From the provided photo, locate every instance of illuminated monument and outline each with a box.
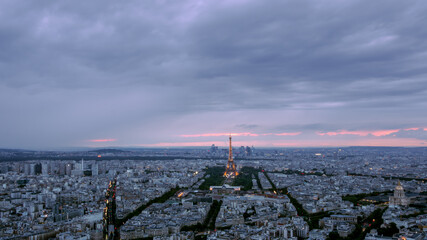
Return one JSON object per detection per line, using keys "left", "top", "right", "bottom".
{"left": 389, "top": 180, "right": 409, "bottom": 207}
{"left": 224, "top": 135, "right": 238, "bottom": 178}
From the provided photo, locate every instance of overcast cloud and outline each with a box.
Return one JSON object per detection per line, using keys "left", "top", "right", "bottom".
{"left": 1, "top": 0, "right": 427, "bottom": 148}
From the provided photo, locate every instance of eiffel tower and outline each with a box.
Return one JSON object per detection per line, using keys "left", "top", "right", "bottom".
{"left": 224, "top": 135, "right": 238, "bottom": 178}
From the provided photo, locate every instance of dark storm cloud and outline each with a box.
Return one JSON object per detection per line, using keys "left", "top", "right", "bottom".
{"left": 186, "top": 1, "right": 427, "bottom": 110}
{"left": 1, "top": 0, "right": 427, "bottom": 148}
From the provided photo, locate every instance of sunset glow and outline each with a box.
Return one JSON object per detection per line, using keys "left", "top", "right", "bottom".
{"left": 180, "top": 132, "right": 259, "bottom": 137}
{"left": 139, "top": 141, "right": 226, "bottom": 147}
{"left": 180, "top": 132, "right": 302, "bottom": 138}
{"left": 88, "top": 139, "right": 117, "bottom": 143}
{"left": 404, "top": 128, "right": 419, "bottom": 131}
{"left": 136, "top": 128, "right": 427, "bottom": 147}
{"left": 140, "top": 137, "right": 427, "bottom": 148}
{"left": 84, "top": 128, "right": 427, "bottom": 147}
{"left": 274, "top": 132, "right": 302, "bottom": 136}
{"left": 316, "top": 129, "right": 400, "bottom": 137}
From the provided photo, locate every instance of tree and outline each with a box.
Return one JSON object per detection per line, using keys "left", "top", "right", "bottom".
{"left": 378, "top": 222, "right": 399, "bottom": 237}
{"left": 327, "top": 231, "right": 340, "bottom": 240}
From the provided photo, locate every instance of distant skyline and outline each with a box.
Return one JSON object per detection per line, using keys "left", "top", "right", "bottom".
{"left": 1, "top": 0, "right": 427, "bottom": 149}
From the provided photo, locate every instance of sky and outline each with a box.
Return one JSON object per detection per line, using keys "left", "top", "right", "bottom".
{"left": 1, "top": 0, "right": 427, "bottom": 149}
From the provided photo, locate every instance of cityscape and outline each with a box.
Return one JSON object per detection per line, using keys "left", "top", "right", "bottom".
{"left": 0, "top": 139, "right": 426, "bottom": 239}
{"left": 1, "top": 0, "right": 427, "bottom": 239}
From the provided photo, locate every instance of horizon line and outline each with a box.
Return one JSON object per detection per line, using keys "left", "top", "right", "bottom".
{"left": 1, "top": 145, "right": 427, "bottom": 151}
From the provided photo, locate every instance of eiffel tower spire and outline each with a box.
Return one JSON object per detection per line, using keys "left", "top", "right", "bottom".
{"left": 228, "top": 135, "right": 233, "bottom": 162}
{"left": 224, "top": 134, "right": 238, "bottom": 178}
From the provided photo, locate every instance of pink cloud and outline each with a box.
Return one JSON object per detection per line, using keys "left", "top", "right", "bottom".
{"left": 370, "top": 129, "right": 400, "bottom": 136}
{"left": 274, "top": 132, "right": 302, "bottom": 136}
{"left": 316, "top": 129, "right": 399, "bottom": 137}
{"left": 262, "top": 132, "right": 302, "bottom": 136}
{"left": 138, "top": 137, "right": 427, "bottom": 148}
{"left": 139, "top": 141, "right": 266, "bottom": 147}
{"left": 140, "top": 141, "right": 225, "bottom": 147}
{"left": 273, "top": 138, "right": 426, "bottom": 147}
{"left": 180, "top": 132, "right": 259, "bottom": 137}
{"left": 88, "top": 138, "right": 117, "bottom": 142}
{"left": 404, "top": 128, "right": 419, "bottom": 131}
{"left": 180, "top": 132, "right": 302, "bottom": 138}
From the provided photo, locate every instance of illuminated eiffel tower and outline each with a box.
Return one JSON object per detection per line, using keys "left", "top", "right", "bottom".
{"left": 224, "top": 135, "right": 238, "bottom": 178}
